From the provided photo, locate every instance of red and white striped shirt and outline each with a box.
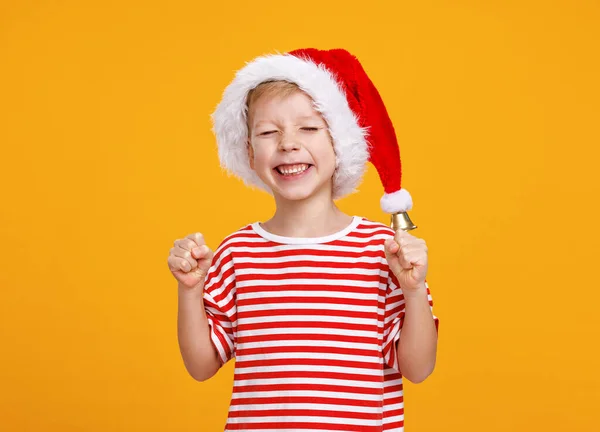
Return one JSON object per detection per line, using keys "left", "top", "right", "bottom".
{"left": 203, "top": 216, "right": 439, "bottom": 432}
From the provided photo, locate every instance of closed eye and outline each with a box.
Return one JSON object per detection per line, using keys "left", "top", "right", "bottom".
{"left": 259, "top": 130, "right": 277, "bottom": 136}
{"left": 301, "top": 127, "right": 320, "bottom": 132}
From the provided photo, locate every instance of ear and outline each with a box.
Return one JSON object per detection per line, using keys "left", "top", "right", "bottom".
{"left": 247, "top": 140, "right": 255, "bottom": 170}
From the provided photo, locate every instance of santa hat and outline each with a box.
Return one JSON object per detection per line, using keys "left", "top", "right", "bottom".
{"left": 211, "top": 48, "right": 413, "bottom": 214}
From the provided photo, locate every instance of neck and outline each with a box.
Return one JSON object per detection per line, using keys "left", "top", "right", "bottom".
{"left": 263, "top": 188, "right": 353, "bottom": 238}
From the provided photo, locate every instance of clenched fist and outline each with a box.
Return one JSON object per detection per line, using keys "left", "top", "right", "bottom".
{"left": 384, "top": 230, "right": 429, "bottom": 295}
{"left": 167, "top": 233, "right": 214, "bottom": 290}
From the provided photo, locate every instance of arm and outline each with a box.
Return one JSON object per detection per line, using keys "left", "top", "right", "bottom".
{"left": 177, "top": 282, "right": 221, "bottom": 382}
{"left": 396, "top": 283, "right": 438, "bottom": 383}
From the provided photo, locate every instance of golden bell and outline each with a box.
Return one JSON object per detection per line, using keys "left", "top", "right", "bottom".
{"left": 390, "top": 212, "right": 417, "bottom": 231}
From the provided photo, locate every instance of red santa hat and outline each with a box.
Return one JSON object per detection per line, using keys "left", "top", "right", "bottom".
{"left": 211, "top": 48, "right": 413, "bottom": 214}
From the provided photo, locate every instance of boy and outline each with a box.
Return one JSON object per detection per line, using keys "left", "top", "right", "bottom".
{"left": 168, "top": 48, "right": 439, "bottom": 431}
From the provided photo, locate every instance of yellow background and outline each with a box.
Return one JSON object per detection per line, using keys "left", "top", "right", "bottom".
{"left": 1, "top": 0, "right": 598, "bottom": 430}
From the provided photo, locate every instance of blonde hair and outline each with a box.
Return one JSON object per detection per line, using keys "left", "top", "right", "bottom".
{"left": 245, "top": 80, "right": 303, "bottom": 134}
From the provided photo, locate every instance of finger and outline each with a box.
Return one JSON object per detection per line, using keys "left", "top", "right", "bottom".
{"left": 393, "top": 228, "right": 412, "bottom": 240}
{"left": 168, "top": 255, "right": 194, "bottom": 273}
{"left": 186, "top": 232, "right": 206, "bottom": 249}
{"left": 167, "top": 255, "right": 180, "bottom": 272}
{"left": 172, "top": 245, "right": 197, "bottom": 269}
{"left": 394, "top": 231, "right": 415, "bottom": 249}
{"left": 409, "top": 253, "right": 427, "bottom": 267}
{"left": 191, "top": 244, "right": 211, "bottom": 260}
{"left": 175, "top": 237, "right": 197, "bottom": 251}
{"left": 175, "top": 237, "right": 208, "bottom": 260}
{"left": 201, "top": 246, "right": 214, "bottom": 262}
{"left": 385, "top": 238, "right": 400, "bottom": 254}
{"left": 187, "top": 233, "right": 209, "bottom": 258}
{"left": 384, "top": 239, "right": 402, "bottom": 274}
{"left": 397, "top": 249, "right": 414, "bottom": 270}
{"left": 397, "top": 245, "right": 421, "bottom": 256}
{"left": 401, "top": 250, "right": 427, "bottom": 269}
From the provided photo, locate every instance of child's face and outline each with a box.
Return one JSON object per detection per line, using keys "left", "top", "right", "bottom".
{"left": 247, "top": 90, "right": 337, "bottom": 203}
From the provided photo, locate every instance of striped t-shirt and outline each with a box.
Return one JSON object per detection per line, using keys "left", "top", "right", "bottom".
{"left": 202, "top": 216, "right": 439, "bottom": 432}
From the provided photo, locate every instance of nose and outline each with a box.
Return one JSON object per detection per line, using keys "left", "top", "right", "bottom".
{"left": 278, "top": 131, "right": 300, "bottom": 152}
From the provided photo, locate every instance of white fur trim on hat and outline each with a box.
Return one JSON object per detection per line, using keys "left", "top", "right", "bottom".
{"left": 380, "top": 188, "right": 413, "bottom": 213}
{"left": 211, "top": 53, "right": 369, "bottom": 200}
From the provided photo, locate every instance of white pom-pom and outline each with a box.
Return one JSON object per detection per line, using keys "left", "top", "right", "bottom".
{"left": 380, "top": 189, "right": 413, "bottom": 214}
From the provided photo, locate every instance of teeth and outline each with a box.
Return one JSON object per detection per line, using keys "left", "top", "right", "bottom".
{"left": 277, "top": 163, "right": 309, "bottom": 175}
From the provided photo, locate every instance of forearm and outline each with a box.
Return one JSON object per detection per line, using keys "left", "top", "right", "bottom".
{"left": 397, "top": 283, "right": 438, "bottom": 383}
{"left": 177, "top": 283, "right": 220, "bottom": 381}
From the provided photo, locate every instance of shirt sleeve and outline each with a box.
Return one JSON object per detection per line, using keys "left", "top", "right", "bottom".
{"left": 202, "top": 241, "right": 237, "bottom": 367}
{"left": 382, "top": 271, "right": 439, "bottom": 373}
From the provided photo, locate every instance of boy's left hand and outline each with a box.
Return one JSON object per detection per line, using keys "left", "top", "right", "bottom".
{"left": 384, "top": 230, "right": 428, "bottom": 295}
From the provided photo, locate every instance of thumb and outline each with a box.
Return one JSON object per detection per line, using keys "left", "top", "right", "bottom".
{"left": 198, "top": 246, "right": 214, "bottom": 270}
{"left": 191, "top": 245, "right": 214, "bottom": 277}
{"left": 384, "top": 238, "right": 403, "bottom": 277}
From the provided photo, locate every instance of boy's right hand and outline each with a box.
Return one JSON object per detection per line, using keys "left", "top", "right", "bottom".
{"left": 167, "top": 233, "right": 214, "bottom": 290}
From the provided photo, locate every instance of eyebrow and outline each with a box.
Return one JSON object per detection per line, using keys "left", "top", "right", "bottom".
{"left": 254, "top": 116, "right": 324, "bottom": 127}
{"left": 297, "top": 115, "right": 323, "bottom": 121}
{"left": 254, "top": 121, "right": 274, "bottom": 127}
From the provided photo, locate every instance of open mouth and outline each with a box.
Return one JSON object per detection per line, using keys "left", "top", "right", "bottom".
{"left": 274, "top": 163, "right": 313, "bottom": 176}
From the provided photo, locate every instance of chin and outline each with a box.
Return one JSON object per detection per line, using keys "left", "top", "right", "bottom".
{"left": 275, "top": 181, "right": 334, "bottom": 203}
{"left": 274, "top": 187, "right": 316, "bottom": 202}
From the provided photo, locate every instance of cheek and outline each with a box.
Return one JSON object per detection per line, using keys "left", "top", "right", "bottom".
{"left": 315, "top": 144, "right": 337, "bottom": 172}
{"left": 251, "top": 146, "right": 272, "bottom": 169}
